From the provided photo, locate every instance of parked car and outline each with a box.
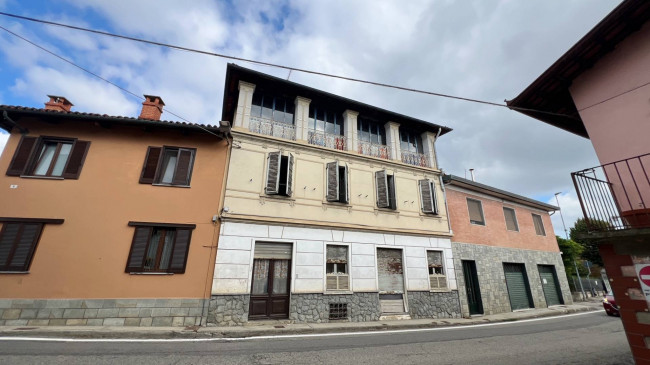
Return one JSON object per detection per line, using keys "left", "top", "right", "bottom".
{"left": 603, "top": 291, "right": 620, "bottom": 317}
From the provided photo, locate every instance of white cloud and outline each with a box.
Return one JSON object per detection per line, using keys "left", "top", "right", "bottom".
{"left": 0, "top": 132, "right": 8, "bottom": 158}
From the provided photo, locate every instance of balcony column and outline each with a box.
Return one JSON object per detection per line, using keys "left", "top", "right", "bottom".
{"left": 294, "top": 96, "right": 311, "bottom": 142}
{"left": 421, "top": 131, "right": 438, "bottom": 169}
{"left": 384, "top": 121, "right": 401, "bottom": 161}
{"left": 233, "top": 81, "right": 256, "bottom": 129}
{"left": 343, "top": 110, "right": 359, "bottom": 152}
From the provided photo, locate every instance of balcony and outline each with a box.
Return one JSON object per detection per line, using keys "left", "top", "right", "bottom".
{"left": 401, "top": 150, "right": 429, "bottom": 168}
{"left": 572, "top": 153, "right": 650, "bottom": 232}
{"left": 308, "top": 130, "right": 346, "bottom": 151}
{"left": 358, "top": 140, "right": 390, "bottom": 160}
{"left": 249, "top": 116, "right": 296, "bottom": 140}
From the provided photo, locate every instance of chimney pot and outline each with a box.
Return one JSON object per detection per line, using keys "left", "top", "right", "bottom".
{"left": 139, "top": 94, "right": 165, "bottom": 121}
{"left": 44, "top": 95, "right": 73, "bottom": 112}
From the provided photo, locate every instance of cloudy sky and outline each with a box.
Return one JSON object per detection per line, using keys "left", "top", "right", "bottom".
{"left": 0, "top": 0, "right": 618, "bottom": 236}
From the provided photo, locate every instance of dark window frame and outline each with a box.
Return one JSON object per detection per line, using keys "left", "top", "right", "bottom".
{"left": 308, "top": 105, "right": 343, "bottom": 136}
{"left": 125, "top": 222, "right": 196, "bottom": 274}
{"left": 467, "top": 198, "right": 485, "bottom": 226}
{"left": 251, "top": 92, "right": 295, "bottom": 125}
{"left": 399, "top": 129, "right": 424, "bottom": 154}
{"left": 532, "top": 214, "right": 546, "bottom": 236}
{"left": 6, "top": 135, "right": 90, "bottom": 179}
{"left": 357, "top": 117, "right": 386, "bottom": 145}
{"left": 139, "top": 145, "right": 196, "bottom": 187}
{"left": 503, "top": 207, "right": 519, "bottom": 232}
{"left": 0, "top": 218, "right": 64, "bottom": 273}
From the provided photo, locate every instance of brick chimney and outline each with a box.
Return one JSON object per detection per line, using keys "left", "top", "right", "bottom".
{"left": 139, "top": 95, "right": 165, "bottom": 120}
{"left": 44, "top": 95, "right": 73, "bottom": 112}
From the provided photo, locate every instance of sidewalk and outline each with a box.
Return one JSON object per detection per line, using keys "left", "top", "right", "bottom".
{"left": 0, "top": 299, "right": 604, "bottom": 340}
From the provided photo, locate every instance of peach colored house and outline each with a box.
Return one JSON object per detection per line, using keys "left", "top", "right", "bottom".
{"left": 443, "top": 175, "right": 571, "bottom": 317}
{"left": 508, "top": 1, "right": 650, "bottom": 362}
{"left": 0, "top": 96, "right": 230, "bottom": 326}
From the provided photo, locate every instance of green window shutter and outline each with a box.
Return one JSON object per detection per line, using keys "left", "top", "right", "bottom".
{"left": 6, "top": 136, "right": 38, "bottom": 176}
{"left": 62, "top": 140, "right": 91, "bottom": 179}
{"left": 139, "top": 147, "right": 162, "bottom": 184}
{"left": 375, "top": 170, "right": 389, "bottom": 208}
{"left": 265, "top": 151, "right": 281, "bottom": 195}
{"left": 326, "top": 161, "right": 339, "bottom": 202}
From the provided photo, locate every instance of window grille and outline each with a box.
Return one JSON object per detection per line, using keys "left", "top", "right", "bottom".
{"left": 329, "top": 303, "right": 348, "bottom": 320}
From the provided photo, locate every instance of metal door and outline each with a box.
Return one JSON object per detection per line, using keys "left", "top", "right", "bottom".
{"left": 377, "top": 248, "right": 405, "bottom": 313}
{"left": 503, "top": 263, "right": 533, "bottom": 310}
{"left": 538, "top": 265, "right": 563, "bottom": 306}
{"left": 462, "top": 260, "right": 483, "bottom": 315}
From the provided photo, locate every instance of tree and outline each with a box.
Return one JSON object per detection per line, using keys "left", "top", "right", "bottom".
{"left": 556, "top": 236, "right": 588, "bottom": 277}
{"left": 569, "top": 218, "right": 608, "bottom": 266}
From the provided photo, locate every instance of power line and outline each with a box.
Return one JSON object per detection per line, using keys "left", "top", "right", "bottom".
{"left": 0, "top": 11, "right": 581, "bottom": 120}
{"left": 0, "top": 24, "right": 221, "bottom": 138}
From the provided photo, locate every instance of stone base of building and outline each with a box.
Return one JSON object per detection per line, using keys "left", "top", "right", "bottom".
{"left": 207, "top": 294, "right": 250, "bottom": 326}
{"left": 289, "top": 292, "right": 381, "bottom": 323}
{"left": 0, "top": 298, "right": 207, "bottom": 327}
{"left": 407, "top": 290, "right": 461, "bottom": 319}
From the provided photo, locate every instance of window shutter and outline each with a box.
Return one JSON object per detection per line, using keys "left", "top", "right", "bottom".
{"left": 6, "top": 136, "right": 38, "bottom": 176}
{"left": 326, "top": 276, "right": 338, "bottom": 290}
{"left": 0, "top": 223, "right": 20, "bottom": 268}
{"left": 139, "top": 147, "right": 162, "bottom": 184}
{"left": 504, "top": 208, "right": 518, "bottom": 231}
{"left": 265, "top": 151, "right": 281, "bottom": 194}
{"left": 125, "top": 227, "right": 152, "bottom": 272}
{"left": 467, "top": 199, "right": 484, "bottom": 224}
{"left": 342, "top": 163, "right": 349, "bottom": 204}
{"left": 171, "top": 149, "right": 194, "bottom": 186}
{"left": 285, "top": 153, "right": 294, "bottom": 196}
{"left": 8, "top": 223, "right": 42, "bottom": 271}
{"left": 431, "top": 180, "right": 438, "bottom": 214}
{"left": 375, "top": 170, "right": 389, "bottom": 208}
{"left": 168, "top": 228, "right": 192, "bottom": 273}
{"left": 62, "top": 140, "right": 90, "bottom": 179}
{"left": 338, "top": 275, "right": 350, "bottom": 290}
{"left": 326, "top": 161, "right": 339, "bottom": 202}
{"left": 419, "top": 179, "right": 434, "bottom": 213}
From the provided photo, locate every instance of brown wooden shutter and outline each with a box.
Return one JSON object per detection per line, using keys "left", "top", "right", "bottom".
{"left": 419, "top": 179, "right": 434, "bottom": 213}
{"left": 171, "top": 149, "right": 194, "bottom": 186}
{"left": 125, "top": 226, "right": 152, "bottom": 272}
{"left": 376, "top": 170, "right": 389, "bottom": 208}
{"left": 532, "top": 214, "right": 546, "bottom": 235}
{"left": 168, "top": 228, "right": 192, "bottom": 273}
{"left": 139, "top": 147, "right": 162, "bottom": 184}
{"left": 6, "top": 136, "right": 38, "bottom": 176}
{"left": 467, "top": 199, "right": 484, "bottom": 224}
{"left": 0, "top": 223, "right": 20, "bottom": 268}
{"left": 326, "top": 161, "right": 339, "bottom": 202}
{"left": 8, "top": 223, "right": 42, "bottom": 271}
{"left": 62, "top": 140, "right": 90, "bottom": 179}
{"left": 504, "top": 208, "right": 519, "bottom": 231}
{"left": 285, "top": 153, "right": 294, "bottom": 196}
{"left": 265, "top": 151, "right": 281, "bottom": 194}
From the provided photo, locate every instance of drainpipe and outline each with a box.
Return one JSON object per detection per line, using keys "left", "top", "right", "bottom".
{"left": 2, "top": 111, "right": 29, "bottom": 134}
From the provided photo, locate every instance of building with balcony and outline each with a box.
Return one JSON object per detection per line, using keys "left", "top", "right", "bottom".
{"left": 443, "top": 175, "right": 571, "bottom": 317}
{"left": 508, "top": 1, "right": 650, "bottom": 362}
{"left": 209, "top": 64, "right": 457, "bottom": 325}
{"left": 0, "top": 96, "right": 230, "bottom": 327}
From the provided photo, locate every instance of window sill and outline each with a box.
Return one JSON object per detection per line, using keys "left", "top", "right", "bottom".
{"left": 260, "top": 194, "right": 296, "bottom": 201}
{"left": 0, "top": 271, "right": 29, "bottom": 274}
{"left": 374, "top": 208, "right": 399, "bottom": 214}
{"left": 152, "top": 183, "right": 191, "bottom": 188}
{"left": 128, "top": 272, "right": 175, "bottom": 275}
{"left": 323, "top": 291, "right": 353, "bottom": 295}
{"left": 19, "top": 175, "right": 64, "bottom": 180}
{"left": 322, "top": 201, "right": 352, "bottom": 208}
{"left": 419, "top": 212, "right": 442, "bottom": 218}
{"left": 470, "top": 222, "right": 486, "bottom": 226}
{"left": 429, "top": 289, "right": 451, "bottom": 293}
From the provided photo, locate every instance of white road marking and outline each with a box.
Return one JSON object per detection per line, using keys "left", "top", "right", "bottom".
{"left": 0, "top": 310, "right": 600, "bottom": 343}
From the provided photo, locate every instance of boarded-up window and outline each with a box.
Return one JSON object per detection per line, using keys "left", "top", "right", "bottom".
{"left": 140, "top": 146, "right": 195, "bottom": 186}
{"left": 326, "top": 245, "right": 349, "bottom": 291}
{"left": 503, "top": 207, "right": 519, "bottom": 231}
{"left": 266, "top": 152, "right": 293, "bottom": 197}
{"left": 427, "top": 250, "right": 447, "bottom": 290}
{"left": 532, "top": 214, "right": 546, "bottom": 236}
{"left": 125, "top": 222, "right": 195, "bottom": 274}
{"left": 467, "top": 198, "right": 485, "bottom": 225}
{"left": 419, "top": 179, "right": 438, "bottom": 214}
{"left": 376, "top": 170, "right": 396, "bottom": 210}
{"left": 7, "top": 136, "right": 90, "bottom": 179}
{"left": 326, "top": 161, "right": 349, "bottom": 203}
{"left": 377, "top": 248, "right": 404, "bottom": 293}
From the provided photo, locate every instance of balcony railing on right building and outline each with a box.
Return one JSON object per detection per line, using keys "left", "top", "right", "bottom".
{"left": 308, "top": 130, "right": 346, "bottom": 151}
{"left": 249, "top": 116, "right": 296, "bottom": 141}
{"left": 571, "top": 153, "right": 650, "bottom": 232}
{"left": 358, "top": 141, "right": 390, "bottom": 160}
{"left": 401, "top": 150, "right": 429, "bottom": 168}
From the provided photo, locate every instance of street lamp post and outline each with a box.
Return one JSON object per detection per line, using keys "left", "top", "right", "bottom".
{"left": 555, "top": 192, "right": 587, "bottom": 301}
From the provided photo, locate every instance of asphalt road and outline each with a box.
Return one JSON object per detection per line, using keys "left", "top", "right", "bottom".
{"left": 0, "top": 311, "right": 632, "bottom": 365}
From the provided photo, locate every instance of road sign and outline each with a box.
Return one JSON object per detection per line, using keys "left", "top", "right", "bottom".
{"left": 640, "top": 266, "right": 650, "bottom": 287}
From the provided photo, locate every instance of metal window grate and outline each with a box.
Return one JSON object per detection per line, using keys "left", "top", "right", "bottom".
{"left": 328, "top": 303, "right": 348, "bottom": 320}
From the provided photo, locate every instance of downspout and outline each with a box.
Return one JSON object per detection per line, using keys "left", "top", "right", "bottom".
{"left": 2, "top": 110, "right": 29, "bottom": 134}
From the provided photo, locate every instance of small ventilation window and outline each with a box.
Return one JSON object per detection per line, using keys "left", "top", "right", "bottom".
{"left": 329, "top": 303, "right": 348, "bottom": 320}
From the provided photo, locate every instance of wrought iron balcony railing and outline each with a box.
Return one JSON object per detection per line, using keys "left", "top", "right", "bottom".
{"left": 249, "top": 116, "right": 296, "bottom": 140}
{"left": 571, "top": 153, "right": 650, "bottom": 232}
{"left": 401, "top": 150, "right": 429, "bottom": 168}
{"left": 308, "top": 130, "right": 346, "bottom": 151}
{"left": 358, "top": 140, "right": 390, "bottom": 160}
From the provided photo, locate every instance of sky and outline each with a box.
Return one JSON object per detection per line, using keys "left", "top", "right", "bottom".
{"left": 0, "top": 0, "right": 618, "bottom": 237}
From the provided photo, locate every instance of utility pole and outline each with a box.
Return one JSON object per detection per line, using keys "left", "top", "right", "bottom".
{"left": 555, "top": 192, "right": 586, "bottom": 301}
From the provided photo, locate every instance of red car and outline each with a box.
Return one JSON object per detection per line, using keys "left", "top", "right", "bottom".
{"left": 603, "top": 291, "right": 620, "bottom": 316}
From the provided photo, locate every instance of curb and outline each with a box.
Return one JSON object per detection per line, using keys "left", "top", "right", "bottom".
{"left": 0, "top": 305, "right": 600, "bottom": 340}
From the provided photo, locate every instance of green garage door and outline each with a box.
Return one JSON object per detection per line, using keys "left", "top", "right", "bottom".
{"left": 503, "top": 263, "right": 533, "bottom": 310}
{"left": 538, "top": 265, "right": 563, "bottom": 306}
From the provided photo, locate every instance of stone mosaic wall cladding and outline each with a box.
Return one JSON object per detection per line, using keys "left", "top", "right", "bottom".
{"left": 289, "top": 293, "right": 381, "bottom": 323}
{"left": 452, "top": 242, "right": 573, "bottom": 317}
{"left": 0, "top": 299, "right": 207, "bottom": 327}
{"left": 407, "top": 291, "right": 461, "bottom": 319}
{"left": 207, "top": 295, "right": 250, "bottom": 326}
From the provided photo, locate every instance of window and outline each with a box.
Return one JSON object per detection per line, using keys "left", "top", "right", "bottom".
{"left": 419, "top": 179, "right": 438, "bottom": 214}
{"left": 399, "top": 129, "right": 423, "bottom": 154}
{"left": 139, "top": 146, "right": 195, "bottom": 186}
{"left": 0, "top": 218, "right": 63, "bottom": 272}
{"left": 326, "top": 161, "right": 349, "bottom": 203}
{"left": 326, "top": 245, "right": 349, "bottom": 291}
{"left": 503, "top": 207, "right": 519, "bottom": 231}
{"left": 375, "top": 170, "right": 397, "bottom": 210}
{"left": 125, "top": 222, "right": 195, "bottom": 274}
{"left": 265, "top": 151, "right": 294, "bottom": 197}
{"left": 6, "top": 136, "right": 90, "bottom": 179}
{"left": 251, "top": 93, "right": 294, "bottom": 124}
{"left": 532, "top": 214, "right": 546, "bottom": 236}
{"left": 427, "top": 250, "right": 447, "bottom": 290}
{"left": 357, "top": 117, "right": 386, "bottom": 145}
{"left": 467, "top": 198, "right": 485, "bottom": 225}
{"left": 309, "top": 106, "right": 343, "bottom": 135}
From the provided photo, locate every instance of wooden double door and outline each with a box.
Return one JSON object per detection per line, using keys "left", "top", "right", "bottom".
{"left": 249, "top": 258, "right": 291, "bottom": 319}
